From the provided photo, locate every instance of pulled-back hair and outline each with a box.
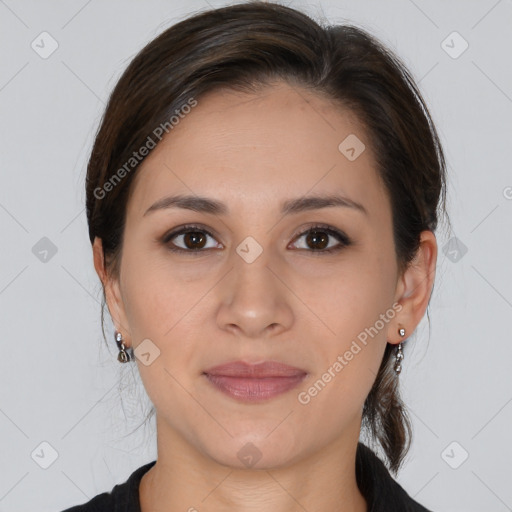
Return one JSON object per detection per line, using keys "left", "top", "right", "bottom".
{"left": 86, "top": 0, "right": 451, "bottom": 475}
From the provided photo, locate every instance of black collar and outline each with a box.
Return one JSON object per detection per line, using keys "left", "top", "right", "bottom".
{"left": 356, "top": 442, "right": 433, "bottom": 511}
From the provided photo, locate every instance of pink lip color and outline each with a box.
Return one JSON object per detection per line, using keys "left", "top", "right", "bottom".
{"left": 203, "top": 361, "right": 307, "bottom": 403}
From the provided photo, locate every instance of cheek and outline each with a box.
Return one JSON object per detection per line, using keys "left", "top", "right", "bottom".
{"left": 119, "top": 238, "right": 184, "bottom": 333}
{"left": 119, "top": 248, "right": 207, "bottom": 377}
{"left": 121, "top": 271, "right": 168, "bottom": 338}
{"left": 320, "top": 258, "right": 393, "bottom": 341}
{"left": 119, "top": 260, "right": 202, "bottom": 415}
{"left": 308, "top": 257, "right": 394, "bottom": 399}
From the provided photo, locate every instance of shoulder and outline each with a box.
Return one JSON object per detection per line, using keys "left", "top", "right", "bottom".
{"left": 356, "top": 442, "right": 434, "bottom": 512}
{"left": 58, "top": 460, "right": 156, "bottom": 512}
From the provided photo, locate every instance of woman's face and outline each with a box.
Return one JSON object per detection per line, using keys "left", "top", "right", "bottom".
{"left": 96, "top": 81, "right": 433, "bottom": 469}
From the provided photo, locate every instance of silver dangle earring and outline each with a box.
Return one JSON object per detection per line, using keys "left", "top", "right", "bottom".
{"left": 115, "top": 330, "right": 131, "bottom": 363}
{"left": 394, "top": 327, "right": 406, "bottom": 374}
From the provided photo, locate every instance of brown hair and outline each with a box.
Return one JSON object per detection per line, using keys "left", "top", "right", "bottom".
{"left": 86, "top": 1, "right": 451, "bottom": 475}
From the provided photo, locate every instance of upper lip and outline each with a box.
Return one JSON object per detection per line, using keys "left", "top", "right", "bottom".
{"left": 204, "top": 360, "right": 307, "bottom": 378}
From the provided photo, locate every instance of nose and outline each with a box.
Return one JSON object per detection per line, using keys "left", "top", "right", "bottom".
{"left": 216, "top": 252, "right": 294, "bottom": 340}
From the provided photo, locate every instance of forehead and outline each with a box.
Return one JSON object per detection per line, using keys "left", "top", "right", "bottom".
{"left": 128, "top": 82, "right": 389, "bottom": 221}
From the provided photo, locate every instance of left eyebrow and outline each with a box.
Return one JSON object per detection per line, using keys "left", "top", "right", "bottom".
{"left": 143, "top": 193, "right": 368, "bottom": 217}
{"left": 281, "top": 194, "right": 368, "bottom": 216}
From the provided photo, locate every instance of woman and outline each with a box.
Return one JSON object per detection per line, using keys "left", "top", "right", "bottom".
{"left": 63, "top": 1, "right": 449, "bottom": 510}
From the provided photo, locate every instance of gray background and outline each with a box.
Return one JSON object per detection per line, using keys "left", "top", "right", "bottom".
{"left": 1, "top": 0, "right": 511, "bottom": 511}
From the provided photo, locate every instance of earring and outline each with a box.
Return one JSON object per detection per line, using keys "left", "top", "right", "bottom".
{"left": 394, "top": 327, "right": 406, "bottom": 374}
{"left": 115, "top": 330, "right": 131, "bottom": 363}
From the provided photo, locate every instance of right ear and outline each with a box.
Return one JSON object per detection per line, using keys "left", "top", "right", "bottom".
{"left": 92, "top": 237, "right": 131, "bottom": 341}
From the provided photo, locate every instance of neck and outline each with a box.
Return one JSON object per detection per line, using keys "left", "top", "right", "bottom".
{"left": 139, "top": 417, "right": 367, "bottom": 512}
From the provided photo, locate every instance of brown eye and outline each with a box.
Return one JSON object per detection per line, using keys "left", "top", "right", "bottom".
{"left": 305, "top": 230, "right": 329, "bottom": 250}
{"left": 290, "top": 224, "right": 351, "bottom": 254}
{"left": 181, "top": 231, "right": 208, "bottom": 250}
{"left": 163, "top": 224, "right": 220, "bottom": 253}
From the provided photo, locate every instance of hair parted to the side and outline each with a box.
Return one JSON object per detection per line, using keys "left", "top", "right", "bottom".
{"left": 85, "top": 1, "right": 451, "bottom": 475}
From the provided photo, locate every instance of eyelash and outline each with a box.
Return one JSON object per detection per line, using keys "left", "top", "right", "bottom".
{"left": 161, "top": 223, "right": 352, "bottom": 256}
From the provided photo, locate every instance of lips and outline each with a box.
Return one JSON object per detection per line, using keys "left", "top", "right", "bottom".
{"left": 203, "top": 361, "right": 307, "bottom": 402}
{"left": 204, "top": 360, "right": 307, "bottom": 378}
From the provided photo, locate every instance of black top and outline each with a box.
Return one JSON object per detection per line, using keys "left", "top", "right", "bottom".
{"left": 60, "top": 442, "right": 432, "bottom": 511}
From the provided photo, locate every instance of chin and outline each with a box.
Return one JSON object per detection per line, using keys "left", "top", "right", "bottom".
{"left": 202, "top": 430, "right": 301, "bottom": 471}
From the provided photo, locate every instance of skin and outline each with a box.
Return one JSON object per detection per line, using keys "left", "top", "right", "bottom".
{"left": 93, "top": 81, "right": 437, "bottom": 512}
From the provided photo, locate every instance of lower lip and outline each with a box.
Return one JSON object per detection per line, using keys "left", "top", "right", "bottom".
{"left": 204, "top": 373, "right": 307, "bottom": 402}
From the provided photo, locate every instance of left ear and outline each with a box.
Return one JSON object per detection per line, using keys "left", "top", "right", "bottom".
{"left": 388, "top": 230, "right": 438, "bottom": 344}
